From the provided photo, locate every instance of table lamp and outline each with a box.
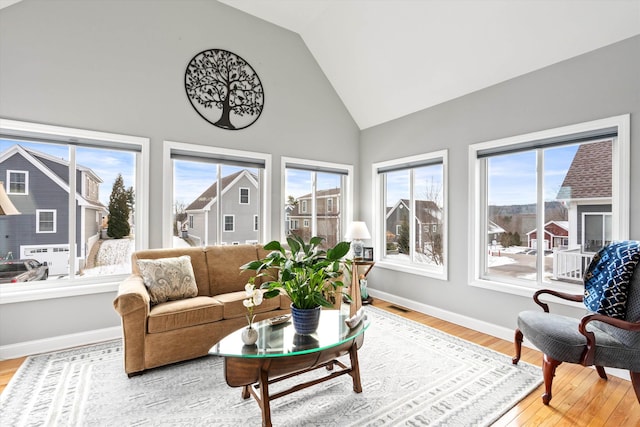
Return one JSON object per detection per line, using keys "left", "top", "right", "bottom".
{"left": 345, "top": 221, "right": 371, "bottom": 259}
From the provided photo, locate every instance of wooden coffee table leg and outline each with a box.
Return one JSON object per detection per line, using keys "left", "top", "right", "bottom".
{"left": 259, "top": 365, "right": 272, "bottom": 427}
{"left": 349, "top": 344, "right": 362, "bottom": 393}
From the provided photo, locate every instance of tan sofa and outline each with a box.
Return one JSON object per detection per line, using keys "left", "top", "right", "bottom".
{"left": 113, "top": 244, "right": 289, "bottom": 376}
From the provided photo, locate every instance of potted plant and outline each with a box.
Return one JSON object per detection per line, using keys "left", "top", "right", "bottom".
{"left": 241, "top": 235, "right": 351, "bottom": 334}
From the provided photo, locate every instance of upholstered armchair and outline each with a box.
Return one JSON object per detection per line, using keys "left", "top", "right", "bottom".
{"left": 513, "top": 241, "right": 640, "bottom": 405}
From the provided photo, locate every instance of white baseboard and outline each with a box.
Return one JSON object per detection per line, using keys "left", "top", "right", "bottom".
{"left": 368, "top": 289, "right": 631, "bottom": 381}
{"left": 0, "top": 326, "right": 121, "bottom": 360}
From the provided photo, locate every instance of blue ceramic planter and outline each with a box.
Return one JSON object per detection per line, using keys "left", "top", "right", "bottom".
{"left": 290, "top": 305, "right": 321, "bottom": 335}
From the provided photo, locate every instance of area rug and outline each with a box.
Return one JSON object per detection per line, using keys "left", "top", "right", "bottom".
{"left": 0, "top": 306, "right": 542, "bottom": 426}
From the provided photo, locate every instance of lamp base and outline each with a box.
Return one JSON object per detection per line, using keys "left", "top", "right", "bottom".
{"left": 351, "top": 240, "right": 364, "bottom": 259}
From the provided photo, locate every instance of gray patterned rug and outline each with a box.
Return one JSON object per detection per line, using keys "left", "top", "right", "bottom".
{"left": 0, "top": 306, "right": 542, "bottom": 426}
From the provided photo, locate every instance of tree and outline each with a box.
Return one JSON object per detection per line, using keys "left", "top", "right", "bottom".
{"left": 107, "top": 174, "right": 130, "bottom": 239}
{"left": 397, "top": 221, "right": 410, "bottom": 254}
{"left": 185, "top": 49, "right": 264, "bottom": 130}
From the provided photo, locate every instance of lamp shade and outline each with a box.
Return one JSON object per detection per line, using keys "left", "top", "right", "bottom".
{"left": 345, "top": 221, "right": 371, "bottom": 240}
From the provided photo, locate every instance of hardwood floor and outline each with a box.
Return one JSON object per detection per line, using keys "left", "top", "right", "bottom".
{"left": 1, "top": 299, "right": 638, "bottom": 426}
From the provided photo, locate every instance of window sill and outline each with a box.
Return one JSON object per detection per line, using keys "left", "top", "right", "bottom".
{"left": 375, "top": 259, "right": 447, "bottom": 281}
{"left": 0, "top": 277, "right": 124, "bottom": 304}
{"left": 469, "top": 277, "right": 585, "bottom": 309}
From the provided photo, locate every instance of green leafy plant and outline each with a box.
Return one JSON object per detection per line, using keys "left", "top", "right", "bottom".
{"left": 241, "top": 235, "right": 351, "bottom": 310}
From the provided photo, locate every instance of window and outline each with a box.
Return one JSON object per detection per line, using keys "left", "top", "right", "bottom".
{"left": 327, "top": 198, "right": 333, "bottom": 212}
{"left": 282, "top": 157, "right": 353, "bottom": 248}
{"left": 36, "top": 209, "right": 56, "bottom": 233}
{"left": 469, "top": 115, "right": 630, "bottom": 295}
{"left": 224, "top": 215, "right": 235, "bottom": 232}
{"left": 373, "top": 150, "right": 448, "bottom": 279}
{"left": 7, "top": 170, "right": 27, "bottom": 194}
{"left": 239, "top": 187, "right": 249, "bottom": 204}
{"left": 163, "top": 141, "right": 271, "bottom": 247}
{"left": 0, "top": 118, "right": 149, "bottom": 295}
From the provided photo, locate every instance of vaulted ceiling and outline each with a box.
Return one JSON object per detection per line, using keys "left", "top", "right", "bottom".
{"left": 219, "top": 0, "right": 640, "bottom": 129}
{"left": 2, "top": 1, "right": 639, "bottom": 129}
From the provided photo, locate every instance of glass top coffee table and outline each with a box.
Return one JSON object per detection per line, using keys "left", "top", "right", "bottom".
{"left": 209, "top": 309, "right": 370, "bottom": 427}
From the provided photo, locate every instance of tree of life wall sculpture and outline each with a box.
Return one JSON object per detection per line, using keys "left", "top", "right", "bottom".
{"left": 185, "top": 49, "right": 264, "bottom": 130}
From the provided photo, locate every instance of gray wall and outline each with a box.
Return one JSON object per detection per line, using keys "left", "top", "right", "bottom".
{"left": 360, "top": 35, "right": 640, "bottom": 329}
{"left": 0, "top": 0, "right": 358, "bottom": 347}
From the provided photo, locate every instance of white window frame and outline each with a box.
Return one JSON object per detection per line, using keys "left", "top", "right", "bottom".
{"left": 303, "top": 219, "right": 310, "bottom": 228}
{"left": 239, "top": 187, "right": 250, "bottom": 204}
{"left": 0, "top": 118, "right": 150, "bottom": 304}
{"left": 36, "top": 209, "right": 56, "bottom": 233}
{"left": 372, "top": 150, "right": 448, "bottom": 280}
{"left": 281, "top": 157, "right": 354, "bottom": 243}
{"left": 327, "top": 198, "right": 333, "bottom": 212}
{"left": 162, "top": 141, "right": 272, "bottom": 247}
{"left": 468, "top": 114, "right": 630, "bottom": 301}
{"left": 223, "top": 214, "right": 235, "bottom": 232}
{"left": 6, "top": 170, "right": 28, "bottom": 195}
{"left": 253, "top": 214, "right": 259, "bottom": 232}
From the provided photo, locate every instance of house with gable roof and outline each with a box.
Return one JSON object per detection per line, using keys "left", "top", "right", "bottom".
{"left": 184, "top": 169, "right": 260, "bottom": 246}
{"left": 385, "top": 198, "right": 442, "bottom": 252}
{"left": 556, "top": 140, "right": 612, "bottom": 253}
{"left": 0, "top": 144, "right": 106, "bottom": 275}
{"left": 286, "top": 187, "right": 341, "bottom": 247}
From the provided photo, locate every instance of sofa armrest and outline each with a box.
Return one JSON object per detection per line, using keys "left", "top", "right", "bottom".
{"left": 113, "top": 274, "right": 150, "bottom": 376}
{"left": 113, "top": 274, "right": 150, "bottom": 316}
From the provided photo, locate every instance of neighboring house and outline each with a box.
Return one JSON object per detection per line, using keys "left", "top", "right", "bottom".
{"left": 526, "top": 220, "right": 569, "bottom": 250}
{"left": 556, "top": 140, "right": 612, "bottom": 253}
{"left": 287, "top": 188, "right": 341, "bottom": 247}
{"left": 385, "top": 199, "right": 442, "bottom": 250}
{"left": 488, "top": 220, "right": 506, "bottom": 244}
{"left": 185, "top": 169, "right": 259, "bottom": 245}
{"left": 0, "top": 145, "right": 106, "bottom": 275}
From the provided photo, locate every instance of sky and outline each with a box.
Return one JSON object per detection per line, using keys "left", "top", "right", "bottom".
{"left": 0, "top": 139, "right": 135, "bottom": 206}
{"left": 1, "top": 139, "right": 580, "bottom": 209}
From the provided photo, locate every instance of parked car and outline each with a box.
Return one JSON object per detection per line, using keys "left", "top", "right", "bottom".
{"left": 0, "top": 259, "right": 49, "bottom": 283}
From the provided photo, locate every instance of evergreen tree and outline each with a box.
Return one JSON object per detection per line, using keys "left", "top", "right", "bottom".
{"left": 397, "top": 221, "right": 410, "bottom": 254}
{"left": 107, "top": 174, "right": 130, "bottom": 239}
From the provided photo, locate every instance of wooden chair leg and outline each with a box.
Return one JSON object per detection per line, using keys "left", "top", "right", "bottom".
{"left": 631, "top": 371, "right": 640, "bottom": 404}
{"left": 542, "top": 354, "right": 562, "bottom": 405}
{"left": 512, "top": 328, "right": 523, "bottom": 364}
{"left": 595, "top": 365, "right": 608, "bottom": 380}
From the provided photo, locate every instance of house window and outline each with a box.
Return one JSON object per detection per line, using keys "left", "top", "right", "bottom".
{"left": 283, "top": 157, "right": 353, "bottom": 248}
{"left": 36, "top": 209, "right": 56, "bottom": 233}
{"left": 164, "top": 141, "right": 269, "bottom": 247}
{"left": 7, "top": 170, "right": 27, "bottom": 195}
{"left": 0, "top": 118, "right": 149, "bottom": 292}
{"left": 469, "top": 115, "right": 630, "bottom": 295}
{"left": 327, "top": 198, "right": 333, "bottom": 212}
{"left": 239, "top": 187, "right": 250, "bottom": 204}
{"left": 582, "top": 212, "right": 612, "bottom": 253}
{"left": 373, "top": 150, "right": 447, "bottom": 279}
{"left": 224, "top": 215, "right": 235, "bottom": 232}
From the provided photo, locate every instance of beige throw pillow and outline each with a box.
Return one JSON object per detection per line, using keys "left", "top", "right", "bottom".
{"left": 137, "top": 255, "right": 198, "bottom": 304}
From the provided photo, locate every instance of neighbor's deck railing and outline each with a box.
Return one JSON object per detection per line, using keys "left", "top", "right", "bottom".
{"left": 553, "top": 248, "right": 594, "bottom": 282}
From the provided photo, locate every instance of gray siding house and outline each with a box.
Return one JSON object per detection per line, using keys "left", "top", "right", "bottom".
{"left": 185, "top": 169, "right": 260, "bottom": 246}
{"left": 0, "top": 145, "right": 106, "bottom": 275}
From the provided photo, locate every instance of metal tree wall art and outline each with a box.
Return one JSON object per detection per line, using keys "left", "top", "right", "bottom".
{"left": 185, "top": 49, "right": 264, "bottom": 130}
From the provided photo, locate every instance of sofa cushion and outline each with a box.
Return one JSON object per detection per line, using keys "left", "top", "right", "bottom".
{"left": 132, "top": 247, "right": 210, "bottom": 296}
{"left": 137, "top": 256, "right": 198, "bottom": 304}
{"left": 148, "top": 296, "right": 224, "bottom": 334}
{"left": 206, "top": 245, "right": 262, "bottom": 295}
{"left": 213, "top": 290, "right": 282, "bottom": 320}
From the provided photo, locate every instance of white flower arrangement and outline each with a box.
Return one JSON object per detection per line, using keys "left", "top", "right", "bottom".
{"left": 243, "top": 280, "right": 263, "bottom": 329}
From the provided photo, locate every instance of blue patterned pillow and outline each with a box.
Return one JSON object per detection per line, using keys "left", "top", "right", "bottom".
{"left": 583, "top": 241, "right": 640, "bottom": 319}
